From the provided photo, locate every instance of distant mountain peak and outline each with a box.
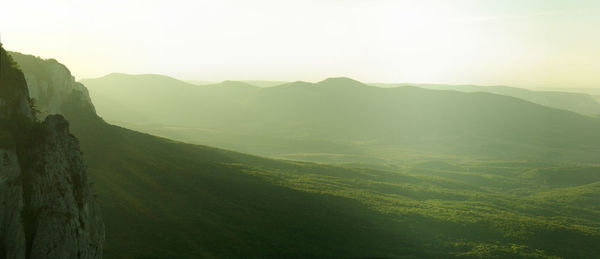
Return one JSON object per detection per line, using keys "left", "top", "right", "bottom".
{"left": 317, "top": 77, "right": 368, "bottom": 88}
{"left": 82, "top": 73, "right": 193, "bottom": 90}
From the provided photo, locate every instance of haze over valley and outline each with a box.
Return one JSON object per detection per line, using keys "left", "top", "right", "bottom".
{"left": 1, "top": 1, "right": 600, "bottom": 258}
{"left": 82, "top": 73, "right": 600, "bottom": 164}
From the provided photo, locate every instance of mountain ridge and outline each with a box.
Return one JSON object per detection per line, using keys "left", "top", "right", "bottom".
{"left": 11, "top": 49, "right": 600, "bottom": 258}
{"left": 372, "top": 82, "right": 600, "bottom": 116}
{"left": 82, "top": 72, "right": 600, "bottom": 163}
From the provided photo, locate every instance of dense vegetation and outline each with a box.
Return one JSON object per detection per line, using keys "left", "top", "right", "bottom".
{"left": 11, "top": 52, "right": 600, "bottom": 258}
{"left": 54, "top": 92, "right": 600, "bottom": 258}
{"left": 63, "top": 110, "right": 425, "bottom": 258}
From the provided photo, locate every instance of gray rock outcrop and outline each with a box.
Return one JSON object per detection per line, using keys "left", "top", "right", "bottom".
{"left": 23, "top": 115, "right": 104, "bottom": 259}
{"left": 1, "top": 45, "right": 104, "bottom": 258}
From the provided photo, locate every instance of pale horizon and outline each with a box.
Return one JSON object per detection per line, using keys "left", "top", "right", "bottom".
{"left": 2, "top": 0, "right": 599, "bottom": 88}
{"left": 77, "top": 72, "right": 589, "bottom": 91}
{"left": 3, "top": 2, "right": 600, "bottom": 258}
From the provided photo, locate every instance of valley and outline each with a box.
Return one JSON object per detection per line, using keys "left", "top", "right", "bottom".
{"left": 4, "top": 51, "right": 599, "bottom": 258}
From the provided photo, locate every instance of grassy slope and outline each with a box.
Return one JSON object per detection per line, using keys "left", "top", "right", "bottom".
{"left": 13, "top": 56, "right": 600, "bottom": 258}
{"left": 62, "top": 107, "right": 600, "bottom": 258}
{"left": 68, "top": 115, "right": 426, "bottom": 258}
{"left": 240, "top": 160, "right": 600, "bottom": 258}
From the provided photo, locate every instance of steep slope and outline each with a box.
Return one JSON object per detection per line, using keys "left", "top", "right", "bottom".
{"left": 0, "top": 46, "right": 103, "bottom": 258}
{"left": 15, "top": 51, "right": 600, "bottom": 258}
{"left": 67, "top": 78, "right": 445, "bottom": 258}
{"left": 66, "top": 114, "right": 427, "bottom": 258}
{"left": 20, "top": 55, "right": 428, "bottom": 258}
{"left": 83, "top": 74, "right": 600, "bottom": 163}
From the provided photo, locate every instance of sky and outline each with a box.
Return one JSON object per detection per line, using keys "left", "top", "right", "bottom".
{"left": 1, "top": 0, "right": 599, "bottom": 88}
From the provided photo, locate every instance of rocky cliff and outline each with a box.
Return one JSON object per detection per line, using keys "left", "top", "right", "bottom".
{"left": 8, "top": 52, "right": 96, "bottom": 120}
{"left": 0, "top": 45, "right": 104, "bottom": 258}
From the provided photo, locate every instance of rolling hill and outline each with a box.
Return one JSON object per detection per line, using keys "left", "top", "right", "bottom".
{"left": 83, "top": 74, "right": 600, "bottom": 163}
{"left": 11, "top": 51, "right": 600, "bottom": 258}
{"left": 61, "top": 105, "right": 600, "bottom": 258}
{"left": 372, "top": 82, "right": 600, "bottom": 116}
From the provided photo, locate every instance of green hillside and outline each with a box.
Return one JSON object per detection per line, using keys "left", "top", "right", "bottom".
{"left": 60, "top": 103, "right": 600, "bottom": 258}
{"left": 83, "top": 74, "right": 600, "bottom": 163}
{"left": 68, "top": 116, "right": 423, "bottom": 258}
{"left": 12, "top": 52, "right": 600, "bottom": 258}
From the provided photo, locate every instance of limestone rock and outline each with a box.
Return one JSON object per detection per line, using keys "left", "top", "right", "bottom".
{"left": 1, "top": 45, "right": 104, "bottom": 259}
{"left": 25, "top": 115, "right": 104, "bottom": 259}
{"left": 8, "top": 52, "right": 96, "bottom": 119}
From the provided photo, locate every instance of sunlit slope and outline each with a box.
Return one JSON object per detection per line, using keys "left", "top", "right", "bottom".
{"left": 61, "top": 106, "right": 600, "bottom": 259}
{"left": 13, "top": 54, "right": 600, "bottom": 258}
{"left": 61, "top": 107, "right": 425, "bottom": 258}
{"left": 61, "top": 106, "right": 600, "bottom": 258}
{"left": 83, "top": 74, "right": 600, "bottom": 162}
{"left": 12, "top": 56, "right": 426, "bottom": 258}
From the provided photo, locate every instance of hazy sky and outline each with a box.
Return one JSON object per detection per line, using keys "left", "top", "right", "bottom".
{"left": 1, "top": 0, "right": 599, "bottom": 88}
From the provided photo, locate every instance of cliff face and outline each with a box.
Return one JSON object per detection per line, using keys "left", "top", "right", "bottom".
{"left": 0, "top": 45, "right": 104, "bottom": 258}
{"left": 8, "top": 52, "right": 96, "bottom": 120}
{"left": 22, "top": 115, "right": 104, "bottom": 258}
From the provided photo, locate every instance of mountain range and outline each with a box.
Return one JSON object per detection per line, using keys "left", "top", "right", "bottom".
{"left": 372, "top": 82, "right": 600, "bottom": 116}
{"left": 3, "top": 50, "right": 600, "bottom": 258}
{"left": 82, "top": 73, "right": 600, "bottom": 163}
